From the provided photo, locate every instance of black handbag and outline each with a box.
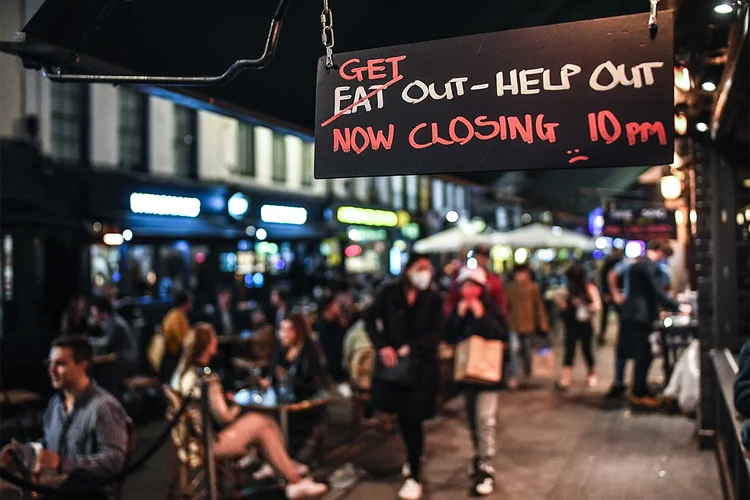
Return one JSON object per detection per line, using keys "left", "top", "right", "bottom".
{"left": 375, "top": 354, "right": 415, "bottom": 387}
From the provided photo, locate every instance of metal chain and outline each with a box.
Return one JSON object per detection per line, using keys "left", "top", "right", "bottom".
{"left": 648, "top": 0, "right": 659, "bottom": 35}
{"left": 321, "top": 0, "right": 335, "bottom": 68}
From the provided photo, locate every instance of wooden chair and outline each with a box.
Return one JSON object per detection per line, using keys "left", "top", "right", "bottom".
{"left": 162, "top": 385, "right": 259, "bottom": 499}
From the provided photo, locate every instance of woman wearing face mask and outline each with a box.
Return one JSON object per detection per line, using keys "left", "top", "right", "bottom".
{"left": 364, "top": 253, "right": 445, "bottom": 500}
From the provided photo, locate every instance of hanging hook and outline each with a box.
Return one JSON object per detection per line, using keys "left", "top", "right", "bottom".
{"left": 648, "top": 0, "right": 659, "bottom": 38}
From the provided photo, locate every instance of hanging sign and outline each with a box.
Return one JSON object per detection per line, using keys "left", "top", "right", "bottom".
{"left": 314, "top": 12, "right": 674, "bottom": 179}
{"left": 602, "top": 207, "right": 678, "bottom": 240}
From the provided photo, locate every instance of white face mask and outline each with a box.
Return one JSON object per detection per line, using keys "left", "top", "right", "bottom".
{"left": 409, "top": 270, "right": 433, "bottom": 291}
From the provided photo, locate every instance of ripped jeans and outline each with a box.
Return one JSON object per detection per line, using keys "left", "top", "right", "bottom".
{"left": 508, "top": 332, "right": 533, "bottom": 380}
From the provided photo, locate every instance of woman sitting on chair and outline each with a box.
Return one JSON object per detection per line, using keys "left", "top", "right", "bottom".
{"left": 171, "top": 322, "right": 327, "bottom": 499}
{"left": 259, "top": 314, "right": 328, "bottom": 457}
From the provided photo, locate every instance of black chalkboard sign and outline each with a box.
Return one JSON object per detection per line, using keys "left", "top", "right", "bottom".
{"left": 602, "top": 207, "right": 678, "bottom": 240}
{"left": 314, "top": 12, "right": 674, "bottom": 179}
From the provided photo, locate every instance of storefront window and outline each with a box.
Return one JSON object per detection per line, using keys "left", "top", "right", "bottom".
{"left": 301, "top": 142, "right": 314, "bottom": 187}
{"left": 456, "top": 185, "right": 466, "bottom": 211}
{"left": 126, "top": 245, "right": 155, "bottom": 297}
{"left": 236, "top": 123, "right": 255, "bottom": 176}
{"left": 90, "top": 245, "right": 121, "bottom": 294}
{"left": 377, "top": 177, "right": 390, "bottom": 205}
{"left": 51, "top": 83, "right": 88, "bottom": 163}
{"left": 118, "top": 88, "right": 147, "bottom": 171}
{"left": 355, "top": 178, "right": 370, "bottom": 202}
{"left": 272, "top": 132, "right": 287, "bottom": 182}
{"left": 174, "top": 105, "right": 197, "bottom": 178}
{"left": 406, "top": 176, "right": 418, "bottom": 212}
{"left": 159, "top": 243, "right": 190, "bottom": 298}
{"left": 419, "top": 176, "right": 431, "bottom": 213}
{"left": 391, "top": 176, "right": 404, "bottom": 210}
{"left": 446, "top": 182, "right": 456, "bottom": 210}
{"left": 432, "top": 179, "right": 445, "bottom": 211}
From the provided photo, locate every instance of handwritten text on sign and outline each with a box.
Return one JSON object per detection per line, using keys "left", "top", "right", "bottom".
{"left": 314, "top": 12, "right": 674, "bottom": 179}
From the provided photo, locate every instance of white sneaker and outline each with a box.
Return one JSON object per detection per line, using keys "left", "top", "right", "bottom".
{"left": 398, "top": 478, "right": 423, "bottom": 500}
{"left": 587, "top": 375, "right": 598, "bottom": 388}
{"left": 401, "top": 462, "right": 411, "bottom": 477}
{"left": 475, "top": 477, "right": 494, "bottom": 496}
{"left": 285, "top": 477, "right": 328, "bottom": 499}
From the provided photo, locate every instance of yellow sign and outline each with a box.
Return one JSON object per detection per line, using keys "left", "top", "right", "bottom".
{"left": 337, "top": 206, "right": 398, "bottom": 227}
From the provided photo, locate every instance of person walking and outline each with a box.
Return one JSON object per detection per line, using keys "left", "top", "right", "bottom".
{"left": 365, "top": 253, "right": 444, "bottom": 500}
{"left": 555, "top": 265, "right": 601, "bottom": 390}
{"left": 446, "top": 266, "right": 508, "bottom": 496}
{"left": 505, "top": 264, "right": 549, "bottom": 389}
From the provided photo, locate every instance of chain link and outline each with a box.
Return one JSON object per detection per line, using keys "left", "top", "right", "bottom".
{"left": 321, "top": 0, "right": 335, "bottom": 68}
{"left": 648, "top": 0, "right": 659, "bottom": 31}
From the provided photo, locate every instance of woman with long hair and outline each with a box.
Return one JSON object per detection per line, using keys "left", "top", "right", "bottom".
{"left": 260, "top": 314, "right": 327, "bottom": 399}
{"left": 364, "top": 253, "right": 445, "bottom": 500}
{"left": 170, "top": 323, "right": 327, "bottom": 499}
{"left": 555, "top": 264, "right": 602, "bottom": 390}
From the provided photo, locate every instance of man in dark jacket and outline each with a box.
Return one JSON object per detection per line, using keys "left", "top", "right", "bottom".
{"left": 598, "top": 249, "right": 623, "bottom": 345}
{"left": 616, "top": 240, "right": 690, "bottom": 408}
{"left": 734, "top": 338, "right": 750, "bottom": 456}
{"left": 315, "top": 295, "right": 348, "bottom": 381}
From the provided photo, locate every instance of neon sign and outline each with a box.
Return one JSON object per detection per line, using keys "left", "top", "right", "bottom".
{"left": 130, "top": 193, "right": 201, "bottom": 217}
{"left": 337, "top": 206, "right": 398, "bottom": 227}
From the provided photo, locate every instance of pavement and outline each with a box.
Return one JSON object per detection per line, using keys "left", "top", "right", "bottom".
{"left": 116, "top": 332, "right": 722, "bottom": 500}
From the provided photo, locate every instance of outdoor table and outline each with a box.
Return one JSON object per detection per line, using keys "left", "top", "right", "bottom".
{"left": 233, "top": 388, "right": 331, "bottom": 444}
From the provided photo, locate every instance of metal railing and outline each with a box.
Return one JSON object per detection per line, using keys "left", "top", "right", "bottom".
{"left": 711, "top": 348, "right": 750, "bottom": 500}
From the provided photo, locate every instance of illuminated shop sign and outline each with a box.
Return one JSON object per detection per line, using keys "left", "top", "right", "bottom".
{"left": 337, "top": 206, "right": 398, "bottom": 227}
{"left": 130, "top": 193, "right": 201, "bottom": 218}
{"left": 260, "top": 205, "right": 308, "bottom": 225}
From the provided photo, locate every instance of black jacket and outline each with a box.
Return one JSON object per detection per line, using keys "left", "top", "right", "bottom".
{"left": 620, "top": 257, "right": 680, "bottom": 326}
{"left": 269, "top": 339, "right": 326, "bottom": 401}
{"left": 364, "top": 281, "right": 445, "bottom": 358}
{"left": 364, "top": 280, "right": 445, "bottom": 420}
{"left": 446, "top": 296, "right": 508, "bottom": 391}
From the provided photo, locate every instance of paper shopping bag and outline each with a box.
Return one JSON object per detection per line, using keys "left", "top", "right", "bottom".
{"left": 531, "top": 347, "right": 556, "bottom": 379}
{"left": 454, "top": 336, "right": 504, "bottom": 384}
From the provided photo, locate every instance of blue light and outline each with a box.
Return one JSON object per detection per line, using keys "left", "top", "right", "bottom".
{"left": 228, "top": 193, "right": 250, "bottom": 220}
{"left": 238, "top": 240, "right": 250, "bottom": 251}
{"left": 592, "top": 250, "right": 603, "bottom": 260}
{"left": 588, "top": 207, "right": 604, "bottom": 236}
{"left": 252, "top": 273, "right": 265, "bottom": 287}
{"left": 244, "top": 275, "right": 253, "bottom": 288}
{"left": 275, "top": 260, "right": 286, "bottom": 270}
{"left": 174, "top": 240, "right": 190, "bottom": 253}
{"left": 111, "top": 271, "right": 121, "bottom": 283}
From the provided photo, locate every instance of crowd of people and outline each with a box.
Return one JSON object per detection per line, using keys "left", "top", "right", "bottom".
{"left": 0, "top": 237, "right": 695, "bottom": 500}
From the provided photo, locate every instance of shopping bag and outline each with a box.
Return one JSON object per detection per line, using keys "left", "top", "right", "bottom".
{"left": 454, "top": 336, "right": 503, "bottom": 384}
{"left": 531, "top": 334, "right": 556, "bottom": 379}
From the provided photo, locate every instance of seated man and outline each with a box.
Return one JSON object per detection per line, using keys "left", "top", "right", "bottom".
{"left": 1, "top": 336, "right": 129, "bottom": 499}
{"left": 734, "top": 338, "right": 750, "bottom": 457}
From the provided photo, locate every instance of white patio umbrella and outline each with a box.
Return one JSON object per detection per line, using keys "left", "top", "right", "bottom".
{"left": 413, "top": 222, "right": 491, "bottom": 254}
{"left": 489, "top": 223, "right": 596, "bottom": 251}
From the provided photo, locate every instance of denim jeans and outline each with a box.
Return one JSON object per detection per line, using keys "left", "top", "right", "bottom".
{"left": 464, "top": 389, "right": 500, "bottom": 462}
{"left": 509, "top": 332, "right": 533, "bottom": 379}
